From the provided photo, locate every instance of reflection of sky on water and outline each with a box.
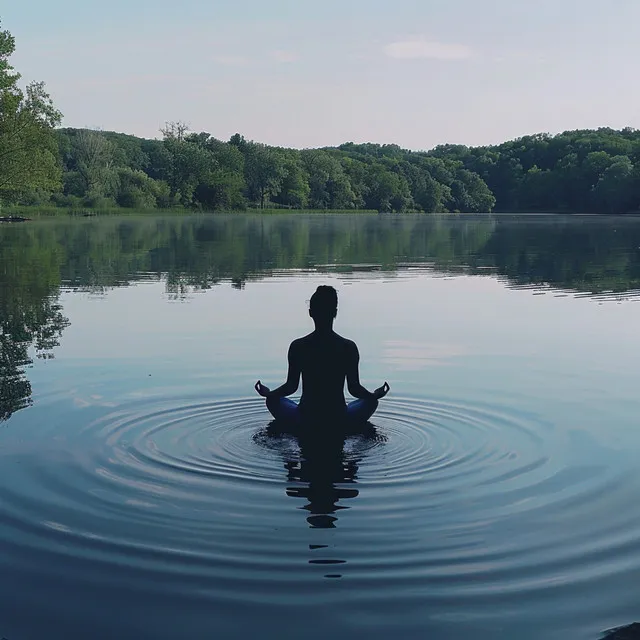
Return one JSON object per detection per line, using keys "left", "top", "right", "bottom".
{"left": 15, "top": 270, "right": 638, "bottom": 466}
{"left": 383, "top": 340, "right": 469, "bottom": 370}
{"left": 51, "top": 272, "right": 640, "bottom": 378}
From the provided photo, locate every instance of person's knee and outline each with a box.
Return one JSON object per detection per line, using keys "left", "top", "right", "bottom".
{"left": 349, "top": 397, "right": 378, "bottom": 422}
{"left": 363, "top": 397, "right": 379, "bottom": 421}
{"left": 266, "top": 395, "right": 280, "bottom": 418}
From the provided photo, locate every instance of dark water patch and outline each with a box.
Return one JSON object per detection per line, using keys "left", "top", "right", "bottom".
{"left": 604, "top": 623, "right": 640, "bottom": 639}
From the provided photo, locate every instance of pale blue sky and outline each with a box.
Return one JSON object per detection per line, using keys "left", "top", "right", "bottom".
{"left": 5, "top": 0, "right": 640, "bottom": 149}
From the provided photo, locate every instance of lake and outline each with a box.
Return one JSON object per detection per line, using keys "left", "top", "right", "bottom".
{"left": 1, "top": 213, "right": 640, "bottom": 640}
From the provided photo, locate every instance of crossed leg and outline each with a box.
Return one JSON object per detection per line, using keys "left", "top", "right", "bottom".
{"left": 266, "top": 397, "right": 302, "bottom": 425}
{"left": 266, "top": 396, "right": 379, "bottom": 426}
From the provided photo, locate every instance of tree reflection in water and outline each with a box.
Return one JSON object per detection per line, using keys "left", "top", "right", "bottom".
{"left": 0, "top": 227, "right": 69, "bottom": 421}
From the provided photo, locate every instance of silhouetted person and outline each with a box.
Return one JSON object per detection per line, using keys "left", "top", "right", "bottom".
{"left": 255, "top": 285, "right": 389, "bottom": 429}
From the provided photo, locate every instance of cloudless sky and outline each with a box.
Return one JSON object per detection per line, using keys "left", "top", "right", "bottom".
{"left": 4, "top": 0, "right": 640, "bottom": 149}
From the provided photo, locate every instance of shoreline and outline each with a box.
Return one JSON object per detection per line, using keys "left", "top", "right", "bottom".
{"left": 3, "top": 207, "right": 640, "bottom": 219}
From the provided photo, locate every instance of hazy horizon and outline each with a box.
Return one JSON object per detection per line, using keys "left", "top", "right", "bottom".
{"left": 5, "top": 0, "right": 640, "bottom": 150}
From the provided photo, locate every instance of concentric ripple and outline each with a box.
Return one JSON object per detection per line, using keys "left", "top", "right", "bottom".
{"left": 1, "top": 393, "right": 638, "bottom": 639}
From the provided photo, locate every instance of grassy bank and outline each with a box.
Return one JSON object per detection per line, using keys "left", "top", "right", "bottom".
{"left": 1, "top": 205, "right": 381, "bottom": 218}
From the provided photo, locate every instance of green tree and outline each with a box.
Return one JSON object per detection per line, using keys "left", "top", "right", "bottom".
{"left": 363, "top": 163, "right": 412, "bottom": 212}
{"left": 0, "top": 22, "right": 62, "bottom": 203}
{"left": 244, "top": 143, "right": 286, "bottom": 208}
{"left": 519, "top": 166, "right": 560, "bottom": 212}
{"left": 449, "top": 169, "right": 496, "bottom": 213}
{"left": 159, "top": 123, "right": 218, "bottom": 206}
{"left": 188, "top": 134, "right": 246, "bottom": 210}
{"left": 592, "top": 156, "right": 636, "bottom": 214}
{"left": 340, "top": 157, "right": 368, "bottom": 209}
{"left": 400, "top": 159, "right": 448, "bottom": 212}
{"left": 272, "top": 154, "right": 310, "bottom": 208}
{"left": 115, "top": 167, "right": 166, "bottom": 209}
{"left": 72, "top": 129, "right": 118, "bottom": 200}
{"left": 301, "top": 150, "right": 355, "bottom": 209}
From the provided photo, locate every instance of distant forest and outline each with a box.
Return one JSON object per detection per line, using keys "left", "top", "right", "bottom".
{"left": 4, "top": 125, "right": 637, "bottom": 215}
{"left": 2, "top": 20, "right": 640, "bottom": 214}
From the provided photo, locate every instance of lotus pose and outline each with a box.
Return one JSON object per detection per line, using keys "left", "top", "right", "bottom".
{"left": 255, "top": 285, "right": 390, "bottom": 427}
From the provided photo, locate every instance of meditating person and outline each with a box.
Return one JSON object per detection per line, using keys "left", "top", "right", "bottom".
{"left": 255, "top": 285, "right": 390, "bottom": 427}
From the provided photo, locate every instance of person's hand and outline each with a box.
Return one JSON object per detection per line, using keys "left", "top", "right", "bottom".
{"left": 255, "top": 380, "right": 271, "bottom": 398}
{"left": 373, "top": 382, "right": 390, "bottom": 400}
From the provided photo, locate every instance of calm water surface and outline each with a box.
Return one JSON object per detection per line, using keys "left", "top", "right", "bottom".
{"left": 1, "top": 214, "right": 640, "bottom": 640}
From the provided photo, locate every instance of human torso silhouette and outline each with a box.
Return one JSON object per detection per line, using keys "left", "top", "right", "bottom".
{"left": 256, "top": 287, "right": 389, "bottom": 426}
{"left": 291, "top": 330, "right": 357, "bottom": 419}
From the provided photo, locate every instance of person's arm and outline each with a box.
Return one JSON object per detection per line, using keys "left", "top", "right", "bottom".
{"left": 346, "top": 342, "right": 375, "bottom": 399}
{"left": 256, "top": 342, "right": 301, "bottom": 399}
{"left": 346, "top": 342, "right": 391, "bottom": 401}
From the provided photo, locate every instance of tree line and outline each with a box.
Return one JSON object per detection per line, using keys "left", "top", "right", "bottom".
{"left": 45, "top": 124, "right": 497, "bottom": 213}
{"left": 17, "top": 124, "right": 640, "bottom": 215}
{"left": 2, "top": 19, "right": 640, "bottom": 214}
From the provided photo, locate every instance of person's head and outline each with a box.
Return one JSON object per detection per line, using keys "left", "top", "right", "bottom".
{"left": 309, "top": 285, "right": 338, "bottom": 325}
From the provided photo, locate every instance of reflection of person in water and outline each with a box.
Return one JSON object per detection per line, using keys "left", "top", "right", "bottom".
{"left": 257, "top": 416, "right": 384, "bottom": 527}
{"left": 255, "top": 285, "right": 390, "bottom": 429}
{"left": 255, "top": 421, "right": 383, "bottom": 578}
{"left": 284, "top": 431, "right": 361, "bottom": 529}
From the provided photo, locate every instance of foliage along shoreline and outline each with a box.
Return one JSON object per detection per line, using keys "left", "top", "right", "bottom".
{"left": 0, "top": 205, "right": 381, "bottom": 219}
{"left": 2, "top": 124, "right": 636, "bottom": 217}
{"left": 2, "top": 19, "right": 640, "bottom": 215}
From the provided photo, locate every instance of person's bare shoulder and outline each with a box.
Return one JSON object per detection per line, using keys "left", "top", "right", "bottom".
{"left": 290, "top": 334, "right": 312, "bottom": 353}
{"left": 289, "top": 337, "right": 304, "bottom": 351}
{"left": 334, "top": 334, "right": 358, "bottom": 356}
